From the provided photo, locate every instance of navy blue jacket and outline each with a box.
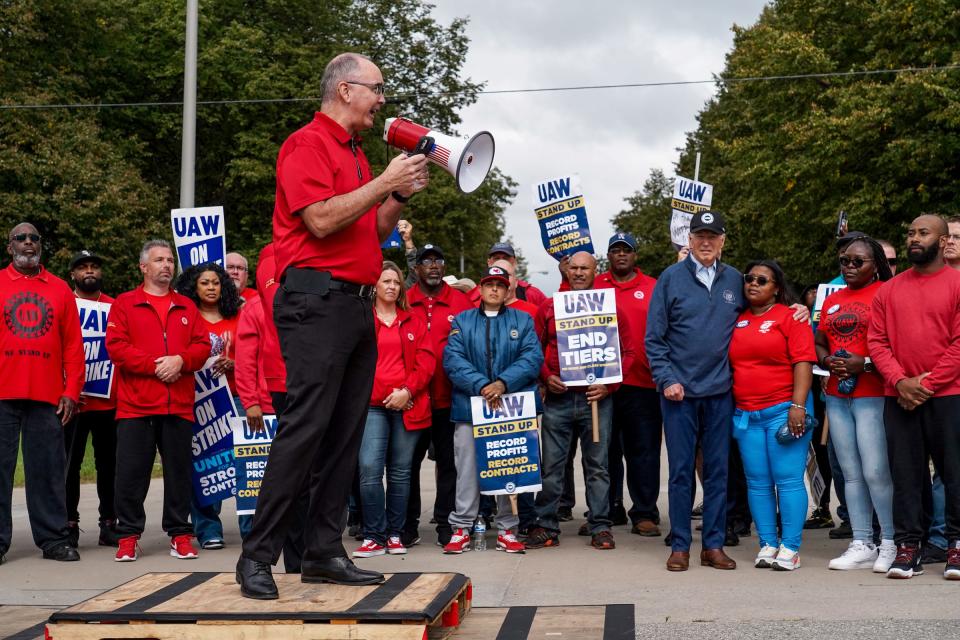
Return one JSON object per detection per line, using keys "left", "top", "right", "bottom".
{"left": 644, "top": 255, "right": 744, "bottom": 397}
{"left": 443, "top": 305, "right": 544, "bottom": 423}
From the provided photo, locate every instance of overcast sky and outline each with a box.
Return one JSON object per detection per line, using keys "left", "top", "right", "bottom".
{"left": 427, "top": 0, "right": 769, "bottom": 292}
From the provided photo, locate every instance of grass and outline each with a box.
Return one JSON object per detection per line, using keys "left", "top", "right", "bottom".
{"left": 13, "top": 438, "right": 163, "bottom": 487}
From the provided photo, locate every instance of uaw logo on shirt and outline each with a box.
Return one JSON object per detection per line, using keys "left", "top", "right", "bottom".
{"left": 634, "top": 290, "right": 645, "bottom": 300}
{"left": 510, "top": 328, "right": 519, "bottom": 339}
{"left": 736, "top": 319, "right": 750, "bottom": 329}
{"left": 722, "top": 289, "right": 736, "bottom": 304}
{"left": 4, "top": 291, "right": 53, "bottom": 339}
{"left": 759, "top": 320, "right": 776, "bottom": 334}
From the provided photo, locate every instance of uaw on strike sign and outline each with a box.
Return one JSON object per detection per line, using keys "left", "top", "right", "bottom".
{"left": 554, "top": 289, "right": 623, "bottom": 386}
{"left": 533, "top": 174, "right": 595, "bottom": 260}
{"left": 76, "top": 298, "right": 114, "bottom": 399}
{"left": 171, "top": 206, "right": 226, "bottom": 269}
{"left": 470, "top": 391, "right": 541, "bottom": 495}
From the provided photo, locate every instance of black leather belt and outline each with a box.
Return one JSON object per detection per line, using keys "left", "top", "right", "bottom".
{"left": 282, "top": 267, "right": 374, "bottom": 299}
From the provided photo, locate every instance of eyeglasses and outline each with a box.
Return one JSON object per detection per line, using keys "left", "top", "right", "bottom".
{"left": 11, "top": 233, "right": 41, "bottom": 243}
{"left": 743, "top": 274, "right": 771, "bottom": 286}
{"left": 839, "top": 256, "right": 874, "bottom": 268}
{"left": 419, "top": 258, "right": 444, "bottom": 266}
{"left": 226, "top": 264, "right": 248, "bottom": 272}
{"left": 345, "top": 80, "right": 385, "bottom": 95}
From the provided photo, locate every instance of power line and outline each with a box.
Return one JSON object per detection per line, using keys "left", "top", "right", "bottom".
{"left": 2, "top": 63, "right": 958, "bottom": 111}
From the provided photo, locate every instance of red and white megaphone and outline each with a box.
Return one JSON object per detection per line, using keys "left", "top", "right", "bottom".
{"left": 383, "top": 117, "right": 495, "bottom": 194}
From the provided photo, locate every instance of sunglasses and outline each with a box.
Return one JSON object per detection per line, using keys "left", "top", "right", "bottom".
{"left": 345, "top": 80, "right": 385, "bottom": 95}
{"left": 839, "top": 256, "right": 874, "bottom": 268}
{"left": 743, "top": 274, "right": 771, "bottom": 286}
{"left": 419, "top": 258, "right": 444, "bottom": 266}
{"left": 11, "top": 233, "right": 41, "bottom": 243}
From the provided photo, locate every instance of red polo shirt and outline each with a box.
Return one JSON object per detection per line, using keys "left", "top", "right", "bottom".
{"left": 0, "top": 265, "right": 85, "bottom": 405}
{"left": 596, "top": 269, "right": 657, "bottom": 388}
{"left": 407, "top": 283, "right": 473, "bottom": 409}
{"left": 273, "top": 112, "right": 381, "bottom": 286}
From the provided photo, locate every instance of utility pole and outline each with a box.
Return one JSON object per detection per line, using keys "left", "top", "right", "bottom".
{"left": 179, "top": 0, "right": 198, "bottom": 208}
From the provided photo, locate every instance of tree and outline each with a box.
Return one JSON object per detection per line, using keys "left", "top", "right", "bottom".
{"left": 0, "top": 0, "right": 514, "bottom": 287}
{"left": 672, "top": 0, "right": 960, "bottom": 287}
{"left": 611, "top": 169, "right": 676, "bottom": 276}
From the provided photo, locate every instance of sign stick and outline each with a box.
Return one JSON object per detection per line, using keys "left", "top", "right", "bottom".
{"left": 591, "top": 400, "right": 599, "bottom": 443}
{"left": 694, "top": 151, "right": 701, "bottom": 182}
{"left": 509, "top": 494, "right": 518, "bottom": 516}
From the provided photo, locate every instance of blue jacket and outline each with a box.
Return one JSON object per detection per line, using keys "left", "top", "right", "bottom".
{"left": 443, "top": 306, "right": 544, "bottom": 423}
{"left": 644, "top": 255, "right": 744, "bottom": 398}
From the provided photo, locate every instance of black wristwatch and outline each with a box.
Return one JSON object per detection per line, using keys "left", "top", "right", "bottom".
{"left": 391, "top": 191, "right": 410, "bottom": 204}
{"left": 863, "top": 358, "right": 875, "bottom": 373}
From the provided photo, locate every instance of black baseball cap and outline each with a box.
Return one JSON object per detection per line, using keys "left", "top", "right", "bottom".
{"left": 416, "top": 244, "right": 444, "bottom": 263}
{"left": 479, "top": 265, "right": 510, "bottom": 287}
{"left": 488, "top": 242, "right": 516, "bottom": 258}
{"left": 836, "top": 230, "right": 868, "bottom": 249}
{"left": 608, "top": 232, "right": 637, "bottom": 251}
{"left": 689, "top": 210, "right": 726, "bottom": 234}
{"left": 69, "top": 250, "right": 104, "bottom": 270}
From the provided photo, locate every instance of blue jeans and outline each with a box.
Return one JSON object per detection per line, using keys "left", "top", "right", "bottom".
{"left": 929, "top": 473, "right": 947, "bottom": 549}
{"left": 535, "top": 392, "right": 613, "bottom": 535}
{"left": 662, "top": 392, "right": 733, "bottom": 551}
{"left": 358, "top": 407, "right": 419, "bottom": 545}
{"left": 734, "top": 401, "right": 812, "bottom": 551}
{"left": 824, "top": 396, "right": 893, "bottom": 542}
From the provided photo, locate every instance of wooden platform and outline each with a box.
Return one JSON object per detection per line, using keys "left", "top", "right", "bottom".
{"left": 452, "top": 604, "right": 635, "bottom": 639}
{"left": 44, "top": 571, "right": 472, "bottom": 639}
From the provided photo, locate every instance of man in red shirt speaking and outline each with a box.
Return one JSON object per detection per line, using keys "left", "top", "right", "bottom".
{"left": 237, "top": 52, "right": 430, "bottom": 599}
{"left": 0, "top": 222, "right": 85, "bottom": 564}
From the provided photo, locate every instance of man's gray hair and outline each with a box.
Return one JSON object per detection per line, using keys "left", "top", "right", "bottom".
{"left": 139, "top": 239, "right": 172, "bottom": 264}
{"left": 320, "top": 53, "right": 372, "bottom": 103}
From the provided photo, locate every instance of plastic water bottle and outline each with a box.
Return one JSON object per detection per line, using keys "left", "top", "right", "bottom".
{"left": 473, "top": 517, "right": 487, "bottom": 551}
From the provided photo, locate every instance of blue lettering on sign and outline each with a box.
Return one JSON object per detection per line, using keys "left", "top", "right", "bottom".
{"left": 195, "top": 367, "right": 219, "bottom": 394}
{"left": 79, "top": 307, "right": 109, "bottom": 333}
{"left": 243, "top": 419, "right": 278, "bottom": 440}
{"left": 174, "top": 215, "right": 220, "bottom": 238}
{"left": 678, "top": 179, "right": 708, "bottom": 203}
{"left": 537, "top": 177, "right": 571, "bottom": 203}
{"left": 481, "top": 395, "right": 526, "bottom": 419}
{"left": 563, "top": 291, "right": 605, "bottom": 314}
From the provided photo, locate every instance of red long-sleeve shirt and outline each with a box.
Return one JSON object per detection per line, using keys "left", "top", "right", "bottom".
{"left": 0, "top": 264, "right": 85, "bottom": 405}
{"left": 235, "top": 294, "right": 279, "bottom": 413}
{"left": 868, "top": 265, "right": 960, "bottom": 397}
{"left": 595, "top": 269, "right": 657, "bottom": 389}
{"left": 407, "top": 283, "right": 473, "bottom": 409}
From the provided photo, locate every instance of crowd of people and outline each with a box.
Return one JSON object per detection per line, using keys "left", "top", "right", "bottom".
{"left": 1, "top": 53, "right": 957, "bottom": 602}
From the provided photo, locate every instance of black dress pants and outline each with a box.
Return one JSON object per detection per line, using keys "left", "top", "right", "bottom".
{"left": 64, "top": 409, "right": 116, "bottom": 523}
{"left": 243, "top": 287, "right": 376, "bottom": 566}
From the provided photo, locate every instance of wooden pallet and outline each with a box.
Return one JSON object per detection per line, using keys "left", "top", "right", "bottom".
{"left": 44, "top": 571, "right": 472, "bottom": 640}
{"left": 449, "top": 604, "right": 635, "bottom": 639}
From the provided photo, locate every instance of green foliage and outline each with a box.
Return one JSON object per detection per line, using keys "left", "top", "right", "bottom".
{"left": 611, "top": 169, "right": 677, "bottom": 276}
{"left": 0, "top": 0, "right": 512, "bottom": 290}
{"left": 674, "top": 0, "right": 960, "bottom": 287}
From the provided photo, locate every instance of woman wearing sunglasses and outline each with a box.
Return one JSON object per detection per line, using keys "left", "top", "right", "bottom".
{"left": 728, "top": 260, "right": 816, "bottom": 570}
{"left": 815, "top": 236, "right": 896, "bottom": 572}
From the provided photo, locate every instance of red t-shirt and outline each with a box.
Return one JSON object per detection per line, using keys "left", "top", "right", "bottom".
{"left": 273, "top": 112, "right": 381, "bottom": 285}
{"left": 0, "top": 265, "right": 85, "bottom": 405}
{"left": 729, "top": 304, "right": 816, "bottom": 411}
{"left": 596, "top": 269, "right": 657, "bottom": 388}
{"left": 145, "top": 291, "right": 172, "bottom": 328}
{"left": 370, "top": 318, "right": 406, "bottom": 405}
{"left": 508, "top": 299, "right": 539, "bottom": 317}
{"left": 75, "top": 292, "right": 117, "bottom": 413}
{"left": 818, "top": 281, "right": 886, "bottom": 397}
{"left": 203, "top": 315, "right": 239, "bottom": 393}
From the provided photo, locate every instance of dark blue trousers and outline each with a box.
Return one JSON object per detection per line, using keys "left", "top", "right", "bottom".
{"left": 662, "top": 392, "right": 733, "bottom": 551}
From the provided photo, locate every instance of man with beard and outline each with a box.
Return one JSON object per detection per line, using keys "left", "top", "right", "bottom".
{"left": 868, "top": 214, "right": 960, "bottom": 580}
{"left": 63, "top": 251, "right": 118, "bottom": 548}
{"left": 0, "top": 223, "right": 84, "bottom": 563}
{"left": 404, "top": 244, "right": 473, "bottom": 547}
{"left": 106, "top": 240, "right": 210, "bottom": 563}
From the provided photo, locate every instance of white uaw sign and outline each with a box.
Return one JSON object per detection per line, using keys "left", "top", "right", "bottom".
{"left": 670, "top": 176, "right": 713, "bottom": 247}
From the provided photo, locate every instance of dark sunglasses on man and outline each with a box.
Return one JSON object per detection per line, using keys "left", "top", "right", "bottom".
{"left": 11, "top": 233, "right": 41, "bottom": 243}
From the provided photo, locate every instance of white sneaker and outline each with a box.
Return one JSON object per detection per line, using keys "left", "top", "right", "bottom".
{"left": 828, "top": 540, "right": 878, "bottom": 570}
{"left": 754, "top": 545, "right": 778, "bottom": 568}
{"left": 874, "top": 540, "right": 897, "bottom": 573}
{"left": 771, "top": 545, "right": 801, "bottom": 571}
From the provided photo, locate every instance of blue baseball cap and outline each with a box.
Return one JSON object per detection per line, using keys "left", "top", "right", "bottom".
{"left": 608, "top": 232, "right": 637, "bottom": 251}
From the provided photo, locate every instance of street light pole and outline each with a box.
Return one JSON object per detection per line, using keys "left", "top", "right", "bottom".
{"left": 179, "top": 0, "right": 198, "bottom": 208}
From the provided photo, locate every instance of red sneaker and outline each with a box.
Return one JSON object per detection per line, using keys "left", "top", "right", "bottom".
{"left": 497, "top": 531, "right": 525, "bottom": 554}
{"left": 386, "top": 536, "right": 407, "bottom": 555}
{"left": 169, "top": 534, "right": 198, "bottom": 559}
{"left": 353, "top": 539, "right": 386, "bottom": 558}
{"left": 115, "top": 535, "right": 139, "bottom": 562}
{"left": 442, "top": 528, "right": 471, "bottom": 554}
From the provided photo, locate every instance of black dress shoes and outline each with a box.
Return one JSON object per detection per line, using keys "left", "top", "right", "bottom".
{"left": 236, "top": 556, "right": 279, "bottom": 600}
{"left": 302, "top": 556, "right": 385, "bottom": 586}
{"left": 43, "top": 543, "right": 80, "bottom": 561}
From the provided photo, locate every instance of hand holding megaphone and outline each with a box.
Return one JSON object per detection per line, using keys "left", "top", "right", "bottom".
{"left": 381, "top": 152, "right": 430, "bottom": 197}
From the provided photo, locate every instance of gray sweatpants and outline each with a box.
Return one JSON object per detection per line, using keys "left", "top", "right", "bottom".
{"left": 448, "top": 422, "right": 520, "bottom": 532}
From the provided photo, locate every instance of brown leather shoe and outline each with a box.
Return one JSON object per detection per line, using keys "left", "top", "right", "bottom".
{"left": 700, "top": 548, "right": 737, "bottom": 570}
{"left": 632, "top": 520, "right": 662, "bottom": 537}
{"left": 666, "top": 551, "right": 690, "bottom": 571}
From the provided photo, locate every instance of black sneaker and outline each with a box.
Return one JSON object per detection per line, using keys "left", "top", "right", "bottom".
{"left": 400, "top": 531, "right": 420, "bottom": 547}
{"left": 67, "top": 521, "right": 80, "bottom": 548}
{"left": 557, "top": 507, "right": 574, "bottom": 522}
{"left": 886, "top": 544, "right": 923, "bottom": 579}
{"left": 829, "top": 520, "right": 853, "bottom": 539}
{"left": 921, "top": 542, "right": 948, "bottom": 565}
{"left": 724, "top": 527, "right": 740, "bottom": 547}
{"left": 578, "top": 522, "right": 590, "bottom": 536}
{"left": 945, "top": 542, "right": 960, "bottom": 580}
{"left": 43, "top": 543, "right": 80, "bottom": 562}
{"left": 803, "top": 507, "right": 835, "bottom": 530}
{"left": 98, "top": 519, "right": 119, "bottom": 547}
{"left": 691, "top": 502, "right": 704, "bottom": 519}
{"left": 525, "top": 527, "right": 559, "bottom": 549}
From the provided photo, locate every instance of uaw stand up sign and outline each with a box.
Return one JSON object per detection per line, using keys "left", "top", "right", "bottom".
{"left": 470, "top": 391, "right": 542, "bottom": 498}
{"left": 533, "top": 174, "right": 595, "bottom": 260}
{"left": 670, "top": 176, "right": 713, "bottom": 248}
